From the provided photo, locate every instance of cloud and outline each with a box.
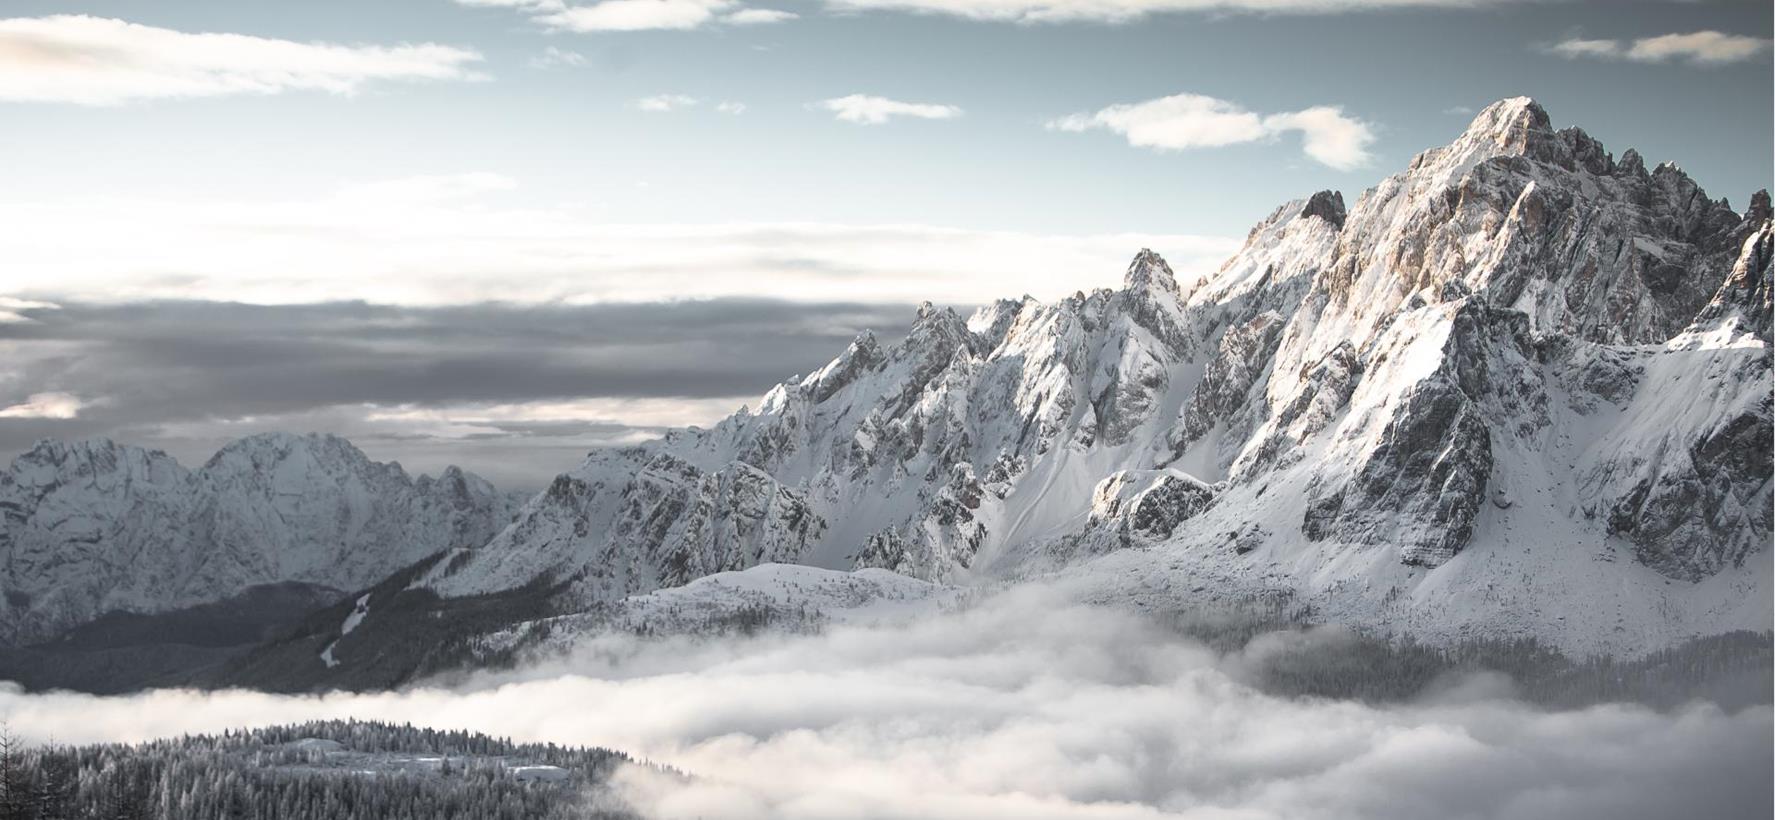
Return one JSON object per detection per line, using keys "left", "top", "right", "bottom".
{"left": 0, "top": 173, "right": 1237, "bottom": 307}
{"left": 1548, "top": 30, "right": 1773, "bottom": 65}
{"left": 0, "top": 583, "right": 1767, "bottom": 819}
{"left": 823, "top": 0, "right": 1538, "bottom": 24}
{"left": 820, "top": 94, "right": 964, "bottom": 124}
{"left": 1049, "top": 93, "right": 1376, "bottom": 170}
{"left": 0, "top": 298, "right": 913, "bottom": 487}
{"left": 540, "top": 0, "right": 734, "bottom": 31}
{"left": 0, "top": 15, "right": 484, "bottom": 105}
{"left": 472, "top": 0, "right": 794, "bottom": 32}
{"left": 1259, "top": 106, "right": 1377, "bottom": 170}
{"left": 724, "top": 8, "right": 800, "bottom": 24}
{"left": 636, "top": 93, "right": 700, "bottom": 111}
{"left": 0, "top": 170, "right": 1234, "bottom": 482}
{"left": 1548, "top": 37, "right": 1621, "bottom": 60}
{"left": 716, "top": 100, "right": 748, "bottom": 114}
{"left": 455, "top": 0, "right": 567, "bottom": 7}
{"left": 0, "top": 297, "right": 57, "bottom": 324}
{"left": 529, "top": 45, "right": 589, "bottom": 68}
{"left": 0, "top": 392, "right": 83, "bottom": 420}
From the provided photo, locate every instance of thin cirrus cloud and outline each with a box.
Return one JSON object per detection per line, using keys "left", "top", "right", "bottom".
{"left": 1549, "top": 30, "right": 1772, "bottom": 66}
{"left": 636, "top": 93, "right": 701, "bottom": 111}
{"left": 0, "top": 15, "right": 483, "bottom": 105}
{"left": 1049, "top": 92, "right": 1377, "bottom": 171}
{"left": 823, "top": 0, "right": 1540, "bottom": 24}
{"left": 528, "top": 46, "right": 589, "bottom": 68}
{"left": 456, "top": 0, "right": 797, "bottom": 32}
{"left": 820, "top": 94, "right": 964, "bottom": 124}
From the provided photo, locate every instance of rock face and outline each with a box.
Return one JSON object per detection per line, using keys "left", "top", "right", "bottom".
{"left": 425, "top": 101, "right": 1769, "bottom": 644}
{"left": 0, "top": 434, "right": 517, "bottom": 645}
{"left": 1087, "top": 470, "right": 1218, "bottom": 545}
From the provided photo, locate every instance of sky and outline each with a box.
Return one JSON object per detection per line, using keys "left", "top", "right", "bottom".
{"left": 0, "top": 0, "right": 1770, "bottom": 488}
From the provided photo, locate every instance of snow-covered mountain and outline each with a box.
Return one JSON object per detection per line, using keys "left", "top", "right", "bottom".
{"left": 0, "top": 433, "right": 519, "bottom": 645}
{"left": 416, "top": 98, "right": 1770, "bottom": 655}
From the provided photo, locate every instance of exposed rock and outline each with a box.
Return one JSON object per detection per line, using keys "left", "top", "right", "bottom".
{"left": 1299, "top": 190, "right": 1347, "bottom": 229}
{"left": 367, "top": 98, "right": 1772, "bottom": 647}
{"left": 1169, "top": 310, "right": 1285, "bottom": 459}
{"left": 1302, "top": 371, "right": 1493, "bottom": 567}
{"left": 1087, "top": 470, "right": 1218, "bottom": 549}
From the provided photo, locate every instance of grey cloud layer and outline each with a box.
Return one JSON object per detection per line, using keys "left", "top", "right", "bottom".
{"left": 0, "top": 298, "right": 911, "bottom": 485}
{"left": 0, "top": 584, "right": 1767, "bottom": 819}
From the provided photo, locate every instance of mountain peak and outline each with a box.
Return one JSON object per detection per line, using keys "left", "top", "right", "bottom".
{"left": 1462, "top": 97, "right": 1550, "bottom": 146}
{"left": 1124, "top": 249, "right": 1179, "bottom": 294}
{"left": 1747, "top": 189, "right": 1771, "bottom": 224}
{"left": 1299, "top": 190, "right": 1346, "bottom": 229}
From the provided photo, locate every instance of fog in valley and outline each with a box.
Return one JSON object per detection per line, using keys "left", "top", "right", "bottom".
{"left": 4, "top": 584, "right": 1768, "bottom": 819}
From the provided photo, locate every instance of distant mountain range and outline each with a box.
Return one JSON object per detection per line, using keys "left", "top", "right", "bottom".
{"left": 0, "top": 432, "right": 520, "bottom": 646}
{"left": 3, "top": 98, "right": 1769, "bottom": 690}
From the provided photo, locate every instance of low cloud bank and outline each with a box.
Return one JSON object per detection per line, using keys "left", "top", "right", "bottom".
{"left": 2, "top": 585, "right": 1768, "bottom": 819}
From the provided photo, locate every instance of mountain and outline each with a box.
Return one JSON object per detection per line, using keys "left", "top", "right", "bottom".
{"left": 0, "top": 433, "right": 520, "bottom": 645}
{"left": 5, "top": 98, "right": 1766, "bottom": 674}
{"left": 406, "top": 98, "right": 1770, "bottom": 657}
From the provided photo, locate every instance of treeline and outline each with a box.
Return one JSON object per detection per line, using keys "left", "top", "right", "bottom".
{"left": 0, "top": 720, "right": 646, "bottom": 820}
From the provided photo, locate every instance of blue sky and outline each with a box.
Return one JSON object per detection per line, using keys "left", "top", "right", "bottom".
{"left": 3, "top": 0, "right": 1769, "bottom": 240}
{"left": 0, "top": 0, "right": 1770, "bottom": 484}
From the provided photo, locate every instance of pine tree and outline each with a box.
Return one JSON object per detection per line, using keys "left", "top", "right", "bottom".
{"left": 0, "top": 727, "right": 38, "bottom": 820}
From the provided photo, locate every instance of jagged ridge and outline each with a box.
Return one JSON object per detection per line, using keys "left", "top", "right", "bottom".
{"left": 0, "top": 433, "right": 519, "bottom": 645}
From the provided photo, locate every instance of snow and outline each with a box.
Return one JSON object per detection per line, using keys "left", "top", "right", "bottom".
{"left": 7, "top": 98, "right": 1766, "bottom": 663}
{"left": 509, "top": 765, "right": 569, "bottom": 782}
{"left": 0, "top": 433, "right": 517, "bottom": 645}
{"left": 416, "top": 98, "right": 1769, "bottom": 657}
{"left": 341, "top": 594, "right": 371, "bottom": 636}
{"left": 318, "top": 594, "right": 373, "bottom": 668}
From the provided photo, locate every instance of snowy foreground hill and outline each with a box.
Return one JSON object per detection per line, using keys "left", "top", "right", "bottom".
{"left": 2, "top": 98, "right": 1769, "bottom": 672}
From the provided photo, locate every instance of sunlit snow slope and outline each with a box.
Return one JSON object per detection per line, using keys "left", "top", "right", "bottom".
{"left": 416, "top": 99, "right": 1770, "bottom": 655}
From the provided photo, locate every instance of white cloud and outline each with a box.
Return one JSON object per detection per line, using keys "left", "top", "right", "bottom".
{"left": 0, "top": 583, "right": 1766, "bottom": 819}
{"left": 454, "top": 0, "right": 567, "bottom": 7}
{"left": 1259, "top": 106, "right": 1376, "bottom": 170}
{"left": 1050, "top": 93, "right": 1267, "bottom": 149}
{"left": 820, "top": 93, "right": 963, "bottom": 124}
{"left": 0, "top": 15, "right": 484, "bottom": 105}
{"left": 0, "top": 392, "right": 84, "bottom": 419}
{"left": 1550, "top": 30, "right": 1772, "bottom": 66}
{"left": 825, "top": 0, "right": 1534, "bottom": 24}
{"left": 724, "top": 8, "right": 800, "bottom": 23}
{"left": 1050, "top": 93, "right": 1376, "bottom": 170}
{"left": 540, "top": 0, "right": 734, "bottom": 31}
{"left": 467, "top": 0, "right": 795, "bottom": 31}
{"left": 636, "top": 93, "right": 700, "bottom": 111}
{"left": 528, "top": 45, "right": 589, "bottom": 68}
{"left": 1548, "top": 36, "right": 1621, "bottom": 60}
{"left": 0, "top": 174, "right": 1238, "bottom": 307}
{"left": 716, "top": 100, "right": 748, "bottom": 114}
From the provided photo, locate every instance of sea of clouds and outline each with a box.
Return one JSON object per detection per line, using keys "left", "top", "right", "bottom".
{"left": 2, "top": 584, "right": 1769, "bottom": 819}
